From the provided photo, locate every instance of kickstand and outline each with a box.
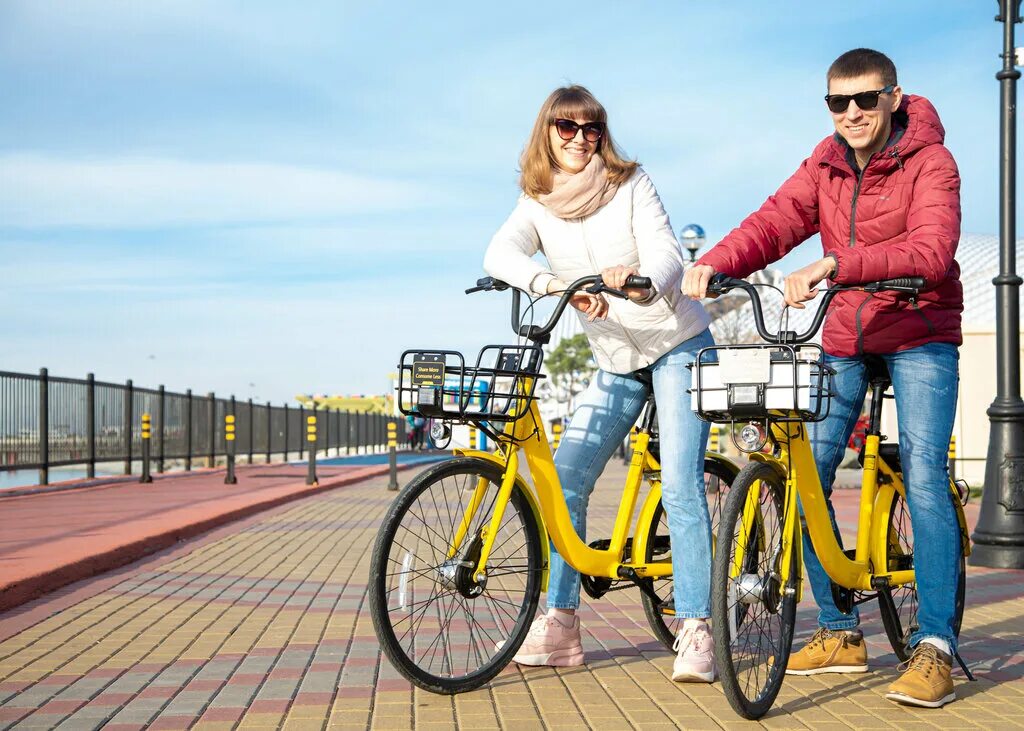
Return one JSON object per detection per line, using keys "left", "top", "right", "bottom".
{"left": 953, "top": 650, "right": 976, "bottom": 681}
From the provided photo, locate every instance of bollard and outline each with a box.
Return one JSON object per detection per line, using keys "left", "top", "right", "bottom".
{"left": 710, "top": 425, "right": 721, "bottom": 453}
{"left": 469, "top": 425, "right": 478, "bottom": 450}
{"left": 224, "top": 414, "right": 238, "bottom": 485}
{"left": 948, "top": 435, "right": 957, "bottom": 482}
{"left": 306, "top": 415, "right": 319, "bottom": 486}
{"left": 552, "top": 421, "right": 563, "bottom": 450}
{"left": 387, "top": 421, "right": 399, "bottom": 491}
{"left": 140, "top": 413, "right": 153, "bottom": 483}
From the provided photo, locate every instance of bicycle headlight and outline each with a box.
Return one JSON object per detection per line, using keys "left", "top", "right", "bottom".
{"left": 738, "top": 422, "right": 767, "bottom": 451}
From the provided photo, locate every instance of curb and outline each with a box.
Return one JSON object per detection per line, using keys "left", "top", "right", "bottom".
{"left": 0, "top": 460, "right": 434, "bottom": 613}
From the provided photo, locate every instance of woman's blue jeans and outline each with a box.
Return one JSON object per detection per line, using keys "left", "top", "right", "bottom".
{"left": 545, "top": 328, "right": 714, "bottom": 618}
{"left": 803, "top": 342, "right": 962, "bottom": 652}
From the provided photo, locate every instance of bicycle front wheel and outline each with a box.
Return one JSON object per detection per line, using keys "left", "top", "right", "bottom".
{"left": 368, "top": 457, "right": 543, "bottom": 694}
{"left": 642, "top": 456, "right": 736, "bottom": 650}
{"left": 712, "top": 461, "right": 797, "bottom": 720}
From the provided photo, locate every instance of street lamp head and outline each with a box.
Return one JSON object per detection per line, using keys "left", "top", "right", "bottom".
{"left": 679, "top": 223, "right": 706, "bottom": 261}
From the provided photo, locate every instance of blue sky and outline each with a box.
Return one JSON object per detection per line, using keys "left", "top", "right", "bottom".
{"left": 0, "top": 1, "right": 1008, "bottom": 401}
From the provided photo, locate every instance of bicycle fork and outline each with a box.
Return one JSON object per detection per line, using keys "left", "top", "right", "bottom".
{"left": 446, "top": 448, "right": 521, "bottom": 584}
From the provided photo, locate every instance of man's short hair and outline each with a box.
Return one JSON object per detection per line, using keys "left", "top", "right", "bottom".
{"left": 827, "top": 48, "right": 897, "bottom": 87}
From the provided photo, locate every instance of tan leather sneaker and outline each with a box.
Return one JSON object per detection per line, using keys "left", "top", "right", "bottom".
{"left": 886, "top": 643, "right": 956, "bottom": 708}
{"left": 785, "top": 628, "right": 868, "bottom": 675}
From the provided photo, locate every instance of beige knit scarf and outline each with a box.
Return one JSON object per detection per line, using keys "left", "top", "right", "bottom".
{"left": 538, "top": 155, "right": 619, "bottom": 220}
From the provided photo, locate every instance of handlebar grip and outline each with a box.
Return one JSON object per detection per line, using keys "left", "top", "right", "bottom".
{"left": 875, "top": 276, "right": 926, "bottom": 291}
{"left": 707, "top": 273, "right": 748, "bottom": 294}
{"left": 624, "top": 275, "right": 652, "bottom": 289}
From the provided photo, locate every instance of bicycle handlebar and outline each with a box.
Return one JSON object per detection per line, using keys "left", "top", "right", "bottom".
{"left": 706, "top": 273, "right": 926, "bottom": 344}
{"left": 466, "top": 274, "right": 653, "bottom": 343}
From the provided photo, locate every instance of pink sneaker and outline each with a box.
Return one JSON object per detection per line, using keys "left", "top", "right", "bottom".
{"left": 672, "top": 622, "right": 716, "bottom": 682}
{"left": 511, "top": 614, "right": 585, "bottom": 667}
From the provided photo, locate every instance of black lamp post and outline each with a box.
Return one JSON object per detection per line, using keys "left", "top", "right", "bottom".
{"left": 971, "top": 0, "right": 1024, "bottom": 568}
{"left": 679, "top": 223, "right": 706, "bottom": 263}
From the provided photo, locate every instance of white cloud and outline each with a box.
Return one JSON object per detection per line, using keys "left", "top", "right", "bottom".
{"left": 0, "top": 155, "right": 449, "bottom": 228}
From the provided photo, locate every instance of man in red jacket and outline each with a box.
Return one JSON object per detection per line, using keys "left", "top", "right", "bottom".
{"left": 684, "top": 48, "right": 963, "bottom": 708}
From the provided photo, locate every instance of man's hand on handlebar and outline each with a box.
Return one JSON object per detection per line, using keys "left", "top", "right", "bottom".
{"left": 547, "top": 278, "right": 608, "bottom": 322}
{"left": 783, "top": 257, "right": 837, "bottom": 309}
{"left": 682, "top": 264, "right": 718, "bottom": 300}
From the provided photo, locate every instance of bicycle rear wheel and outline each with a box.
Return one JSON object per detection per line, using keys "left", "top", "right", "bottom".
{"left": 368, "top": 457, "right": 543, "bottom": 694}
{"left": 877, "top": 487, "right": 966, "bottom": 662}
{"left": 642, "top": 456, "right": 736, "bottom": 650}
{"left": 712, "top": 461, "right": 797, "bottom": 720}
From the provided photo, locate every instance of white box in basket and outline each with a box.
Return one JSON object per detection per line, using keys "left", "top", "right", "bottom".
{"left": 690, "top": 350, "right": 825, "bottom": 414}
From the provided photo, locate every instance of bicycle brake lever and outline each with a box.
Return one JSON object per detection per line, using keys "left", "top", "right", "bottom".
{"left": 586, "top": 282, "right": 629, "bottom": 300}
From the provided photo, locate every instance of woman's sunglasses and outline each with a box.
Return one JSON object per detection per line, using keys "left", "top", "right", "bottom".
{"left": 553, "top": 118, "right": 605, "bottom": 142}
{"left": 824, "top": 85, "right": 895, "bottom": 114}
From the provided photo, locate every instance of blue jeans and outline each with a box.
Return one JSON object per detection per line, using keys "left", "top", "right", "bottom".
{"left": 802, "top": 342, "right": 961, "bottom": 652}
{"left": 546, "top": 328, "right": 715, "bottom": 618}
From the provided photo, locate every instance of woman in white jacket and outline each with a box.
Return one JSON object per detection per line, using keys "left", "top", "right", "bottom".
{"left": 484, "top": 85, "right": 716, "bottom": 682}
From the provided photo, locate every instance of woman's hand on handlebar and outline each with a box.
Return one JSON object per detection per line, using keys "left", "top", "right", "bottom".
{"left": 547, "top": 278, "right": 609, "bottom": 322}
{"left": 601, "top": 265, "right": 649, "bottom": 302}
{"left": 783, "top": 257, "right": 836, "bottom": 309}
{"left": 682, "top": 264, "right": 718, "bottom": 300}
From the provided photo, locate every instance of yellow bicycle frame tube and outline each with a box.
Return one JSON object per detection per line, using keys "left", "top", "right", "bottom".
{"left": 772, "top": 421, "right": 875, "bottom": 591}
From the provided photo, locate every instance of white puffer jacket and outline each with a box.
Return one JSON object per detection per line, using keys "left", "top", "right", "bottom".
{"left": 483, "top": 168, "right": 710, "bottom": 374}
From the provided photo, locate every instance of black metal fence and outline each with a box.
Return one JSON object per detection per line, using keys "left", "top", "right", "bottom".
{"left": 1, "top": 368, "right": 405, "bottom": 485}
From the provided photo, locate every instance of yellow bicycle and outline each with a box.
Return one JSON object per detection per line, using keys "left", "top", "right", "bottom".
{"left": 369, "top": 275, "right": 738, "bottom": 693}
{"left": 695, "top": 274, "right": 972, "bottom": 719}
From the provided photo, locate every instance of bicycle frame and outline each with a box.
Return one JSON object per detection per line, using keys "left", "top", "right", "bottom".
{"left": 741, "top": 420, "right": 972, "bottom": 594}
{"left": 445, "top": 376, "right": 738, "bottom": 584}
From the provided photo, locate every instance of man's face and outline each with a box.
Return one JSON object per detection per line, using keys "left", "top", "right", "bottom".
{"left": 827, "top": 72, "right": 902, "bottom": 157}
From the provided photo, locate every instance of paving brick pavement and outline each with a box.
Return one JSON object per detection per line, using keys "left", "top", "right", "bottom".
{"left": 0, "top": 459, "right": 1022, "bottom": 730}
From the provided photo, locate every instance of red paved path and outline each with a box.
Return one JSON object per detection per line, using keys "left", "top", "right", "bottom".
{"left": 0, "top": 461, "right": 424, "bottom": 613}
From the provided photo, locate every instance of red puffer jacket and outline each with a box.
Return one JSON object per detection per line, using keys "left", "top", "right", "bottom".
{"left": 698, "top": 95, "right": 962, "bottom": 356}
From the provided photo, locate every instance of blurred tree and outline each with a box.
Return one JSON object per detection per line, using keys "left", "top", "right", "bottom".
{"left": 546, "top": 333, "right": 595, "bottom": 412}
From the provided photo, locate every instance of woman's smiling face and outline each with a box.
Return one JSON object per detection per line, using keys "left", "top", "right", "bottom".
{"left": 549, "top": 116, "right": 598, "bottom": 174}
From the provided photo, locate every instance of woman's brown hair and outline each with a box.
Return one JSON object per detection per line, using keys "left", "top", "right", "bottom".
{"left": 519, "top": 85, "right": 638, "bottom": 198}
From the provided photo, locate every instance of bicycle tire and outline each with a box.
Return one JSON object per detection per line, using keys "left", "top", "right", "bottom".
{"left": 368, "top": 457, "right": 543, "bottom": 694}
{"left": 642, "top": 457, "right": 737, "bottom": 650}
{"left": 877, "top": 486, "right": 966, "bottom": 662}
{"left": 712, "top": 461, "right": 797, "bottom": 720}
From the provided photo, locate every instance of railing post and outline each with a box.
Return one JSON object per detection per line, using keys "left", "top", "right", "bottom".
{"left": 225, "top": 414, "right": 238, "bottom": 485}
{"left": 306, "top": 415, "right": 318, "bottom": 486}
{"left": 185, "top": 388, "right": 193, "bottom": 471}
{"left": 344, "top": 412, "right": 351, "bottom": 455}
{"left": 86, "top": 372, "right": 95, "bottom": 479}
{"left": 207, "top": 392, "right": 215, "bottom": 468}
{"left": 124, "top": 378, "right": 133, "bottom": 475}
{"left": 335, "top": 410, "right": 341, "bottom": 456}
{"left": 299, "top": 404, "right": 305, "bottom": 461}
{"left": 157, "top": 385, "right": 165, "bottom": 474}
{"left": 325, "top": 407, "right": 331, "bottom": 457}
{"left": 39, "top": 367, "right": 48, "bottom": 486}
{"left": 266, "top": 401, "right": 272, "bottom": 464}
{"left": 247, "top": 398, "right": 254, "bottom": 465}
{"left": 140, "top": 413, "right": 153, "bottom": 483}
{"left": 387, "top": 420, "right": 399, "bottom": 491}
{"left": 283, "top": 403, "right": 289, "bottom": 462}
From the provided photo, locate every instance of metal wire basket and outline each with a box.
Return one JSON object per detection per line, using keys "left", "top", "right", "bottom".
{"left": 397, "top": 345, "right": 544, "bottom": 424}
{"left": 689, "top": 343, "right": 834, "bottom": 423}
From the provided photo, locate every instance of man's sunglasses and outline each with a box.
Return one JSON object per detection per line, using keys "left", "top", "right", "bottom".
{"left": 824, "top": 85, "right": 895, "bottom": 114}
{"left": 553, "top": 118, "right": 605, "bottom": 142}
